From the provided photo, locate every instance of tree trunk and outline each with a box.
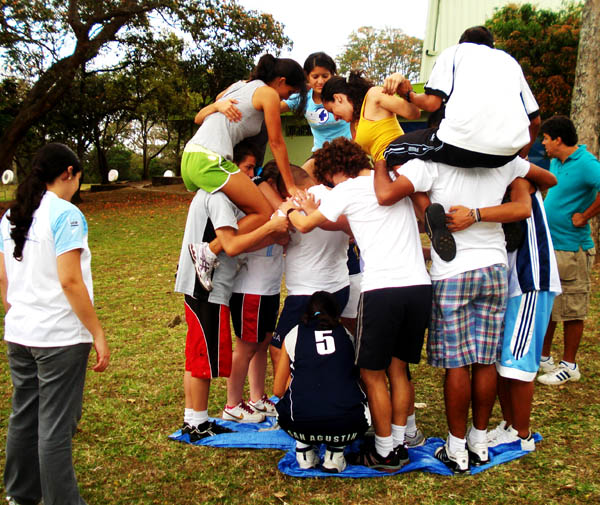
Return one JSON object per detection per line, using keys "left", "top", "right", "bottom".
{"left": 570, "top": 0, "right": 600, "bottom": 260}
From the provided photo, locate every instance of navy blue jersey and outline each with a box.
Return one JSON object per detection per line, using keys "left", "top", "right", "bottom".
{"left": 276, "top": 322, "right": 366, "bottom": 423}
{"left": 346, "top": 243, "right": 361, "bottom": 275}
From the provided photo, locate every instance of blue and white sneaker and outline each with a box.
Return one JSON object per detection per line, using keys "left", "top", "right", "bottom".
{"left": 537, "top": 361, "right": 580, "bottom": 385}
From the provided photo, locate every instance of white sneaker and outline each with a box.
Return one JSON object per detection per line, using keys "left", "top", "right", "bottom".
{"left": 467, "top": 430, "right": 489, "bottom": 466}
{"left": 296, "top": 445, "right": 320, "bottom": 469}
{"left": 537, "top": 361, "right": 581, "bottom": 385}
{"left": 222, "top": 401, "right": 266, "bottom": 423}
{"left": 434, "top": 440, "right": 469, "bottom": 473}
{"left": 519, "top": 432, "right": 536, "bottom": 452}
{"left": 248, "top": 395, "right": 277, "bottom": 417}
{"left": 488, "top": 425, "right": 519, "bottom": 447}
{"left": 188, "top": 242, "right": 218, "bottom": 291}
{"left": 322, "top": 446, "right": 347, "bottom": 473}
{"left": 539, "top": 356, "right": 556, "bottom": 373}
{"left": 486, "top": 420, "right": 507, "bottom": 444}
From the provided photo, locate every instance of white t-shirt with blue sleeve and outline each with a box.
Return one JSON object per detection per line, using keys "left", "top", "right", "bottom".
{"left": 285, "top": 89, "right": 352, "bottom": 151}
{"left": 0, "top": 190, "right": 94, "bottom": 347}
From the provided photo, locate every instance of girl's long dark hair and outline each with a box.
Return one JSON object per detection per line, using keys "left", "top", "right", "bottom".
{"left": 321, "top": 70, "right": 373, "bottom": 122}
{"left": 249, "top": 54, "right": 308, "bottom": 118}
{"left": 301, "top": 291, "right": 341, "bottom": 330}
{"left": 8, "top": 143, "right": 81, "bottom": 261}
{"left": 303, "top": 52, "right": 336, "bottom": 75}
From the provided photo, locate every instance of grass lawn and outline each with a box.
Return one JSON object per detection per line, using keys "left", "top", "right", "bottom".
{"left": 1, "top": 187, "right": 599, "bottom": 504}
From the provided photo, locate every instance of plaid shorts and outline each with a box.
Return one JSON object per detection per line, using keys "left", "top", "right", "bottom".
{"left": 428, "top": 264, "right": 507, "bottom": 368}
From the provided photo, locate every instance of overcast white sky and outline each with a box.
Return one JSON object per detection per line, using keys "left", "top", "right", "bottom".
{"left": 237, "top": 0, "right": 429, "bottom": 63}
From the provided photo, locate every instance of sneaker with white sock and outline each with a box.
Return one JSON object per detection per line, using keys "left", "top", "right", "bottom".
{"left": 222, "top": 401, "right": 266, "bottom": 423}
{"left": 488, "top": 425, "right": 519, "bottom": 447}
{"left": 188, "top": 242, "right": 218, "bottom": 291}
{"left": 539, "top": 356, "right": 556, "bottom": 373}
{"left": 518, "top": 431, "right": 536, "bottom": 452}
{"left": 537, "top": 361, "right": 581, "bottom": 385}
{"left": 248, "top": 395, "right": 277, "bottom": 416}
{"left": 322, "top": 446, "right": 347, "bottom": 473}
{"left": 434, "top": 440, "right": 469, "bottom": 474}
{"left": 467, "top": 437, "right": 489, "bottom": 466}
{"left": 296, "top": 445, "right": 320, "bottom": 469}
{"left": 405, "top": 428, "right": 426, "bottom": 448}
{"left": 486, "top": 420, "right": 507, "bottom": 444}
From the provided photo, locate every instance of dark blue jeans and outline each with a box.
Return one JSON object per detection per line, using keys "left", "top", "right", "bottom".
{"left": 4, "top": 342, "right": 91, "bottom": 505}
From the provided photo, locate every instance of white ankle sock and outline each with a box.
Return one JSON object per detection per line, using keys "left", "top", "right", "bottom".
{"left": 296, "top": 441, "right": 310, "bottom": 450}
{"left": 184, "top": 408, "right": 194, "bottom": 425}
{"left": 561, "top": 360, "right": 576, "bottom": 369}
{"left": 448, "top": 432, "right": 466, "bottom": 454}
{"left": 374, "top": 435, "right": 394, "bottom": 458}
{"left": 468, "top": 426, "right": 487, "bottom": 445}
{"left": 406, "top": 414, "right": 417, "bottom": 437}
{"left": 192, "top": 410, "right": 209, "bottom": 428}
{"left": 391, "top": 424, "right": 406, "bottom": 447}
{"left": 205, "top": 244, "right": 217, "bottom": 260}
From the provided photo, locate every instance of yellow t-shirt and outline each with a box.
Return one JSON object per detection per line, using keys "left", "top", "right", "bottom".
{"left": 354, "top": 95, "right": 404, "bottom": 161}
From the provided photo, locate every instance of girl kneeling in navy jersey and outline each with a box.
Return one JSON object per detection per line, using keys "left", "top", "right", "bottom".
{"left": 273, "top": 291, "right": 369, "bottom": 473}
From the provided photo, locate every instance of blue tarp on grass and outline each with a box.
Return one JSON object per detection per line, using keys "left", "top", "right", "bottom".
{"left": 169, "top": 420, "right": 542, "bottom": 478}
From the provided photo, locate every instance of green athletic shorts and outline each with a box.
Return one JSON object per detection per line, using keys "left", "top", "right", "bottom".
{"left": 181, "top": 144, "right": 240, "bottom": 193}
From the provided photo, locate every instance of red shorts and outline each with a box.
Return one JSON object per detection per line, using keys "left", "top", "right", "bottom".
{"left": 184, "top": 295, "right": 232, "bottom": 379}
{"left": 230, "top": 293, "right": 280, "bottom": 343}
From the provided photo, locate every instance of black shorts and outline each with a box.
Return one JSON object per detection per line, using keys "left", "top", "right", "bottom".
{"left": 271, "top": 286, "right": 350, "bottom": 349}
{"left": 230, "top": 293, "right": 280, "bottom": 343}
{"left": 356, "top": 285, "right": 432, "bottom": 370}
{"left": 277, "top": 405, "right": 369, "bottom": 447}
{"left": 383, "top": 127, "right": 519, "bottom": 169}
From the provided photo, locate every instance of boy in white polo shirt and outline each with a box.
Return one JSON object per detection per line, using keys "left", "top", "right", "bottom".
{"left": 280, "top": 138, "right": 431, "bottom": 471}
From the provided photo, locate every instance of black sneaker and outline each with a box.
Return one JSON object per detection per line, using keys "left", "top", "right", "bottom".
{"left": 347, "top": 444, "right": 406, "bottom": 472}
{"left": 434, "top": 442, "right": 469, "bottom": 474}
{"left": 189, "top": 421, "right": 233, "bottom": 442}
{"left": 394, "top": 444, "right": 410, "bottom": 465}
{"left": 181, "top": 422, "right": 193, "bottom": 436}
{"left": 424, "top": 203, "right": 456, "bottom": 262}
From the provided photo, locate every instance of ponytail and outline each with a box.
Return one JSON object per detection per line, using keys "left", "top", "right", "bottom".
{"left": 301, "top": 291, "right": 341, "bottom": 330}
{"left": 8, "top": 143, "right": 81, "bottom": 261}
{"left": 249, "top": 54, "right": 308, "bottom": 119}
{"left": 321, "top": 70, "right": 373, "bottom": 122}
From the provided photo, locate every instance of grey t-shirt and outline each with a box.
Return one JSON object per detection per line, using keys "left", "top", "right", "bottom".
{"left": 188, "top": 80, "right": 266, "bottom": 161}
{"left": 174, "top": 190, "right": 242, "bottom": 306}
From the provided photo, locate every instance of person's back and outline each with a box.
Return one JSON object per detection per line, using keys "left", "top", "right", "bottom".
{"left": 189, "top": 80, "right": 266, "bottom": 161}
{"left": 434, "top": 43, "right": 533, "bottom": 156}
{"left": 279, "top": 321, "right": 364, "bottom": 422}
{"left": 319, "top": 172, "right": 429, "bottom": 292}
{"left": 1, "top": 191, "right": 93, "bottom": 346}
{"left": 284, "top": 183, "right": 349, "bottom": 296}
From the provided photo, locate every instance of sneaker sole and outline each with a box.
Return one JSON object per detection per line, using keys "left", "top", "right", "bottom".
{"left": 425, "top": 204, "right": 456, "bottom": 262}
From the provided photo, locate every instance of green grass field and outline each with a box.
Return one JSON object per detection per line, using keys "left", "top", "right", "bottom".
{"left": 1, "top": 187, "right": 599, "bottom": 504}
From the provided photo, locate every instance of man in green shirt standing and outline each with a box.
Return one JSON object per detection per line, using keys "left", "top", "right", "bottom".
{"left": 538, "top": 115, "right": 600, "bottom": 385}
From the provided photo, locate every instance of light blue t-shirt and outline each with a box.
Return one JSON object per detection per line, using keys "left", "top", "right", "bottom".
{"left": 285, "top": 89, "right": 352, "bottom": 151}
{"left": 0, "top": 193, "right": 87, "bottom": 255}
{"left": 544, "top": 145, "right": 600, "bottom": 251}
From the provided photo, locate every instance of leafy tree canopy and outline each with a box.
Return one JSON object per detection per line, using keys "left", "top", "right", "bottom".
{"left": 336, "top": 26, "right": 422, "bottom": 84}
{"left": 0, "top": 0, "right": 291, "bottom": 172}
{"left": 485, "top": 2, "right": 583, "bottom": 118}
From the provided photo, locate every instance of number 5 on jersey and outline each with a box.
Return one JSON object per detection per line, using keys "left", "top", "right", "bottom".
{"left": 315, "top": 330, "right": 336, "bottom": 355}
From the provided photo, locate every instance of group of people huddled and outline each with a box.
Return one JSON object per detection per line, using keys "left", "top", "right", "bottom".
{"left": 174, "top": 24, "right": 600, "bottom": 475}
{"left": 1, "top": 24, "right": 599, "bottom": 505}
